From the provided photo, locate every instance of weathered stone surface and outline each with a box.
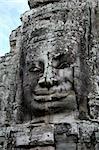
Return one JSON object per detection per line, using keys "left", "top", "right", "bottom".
{"left": 18, "top": 0, "right": 99, "bottom": 122}
{"left": 0, "top": 52, "right": 20, "bottom": 125}
{"left": 30, "top": 146, "right": 55, "bottom": 150}
{"left": 30, "top": 125, "right": 54, "bottom": 146}
{"left": 28, "top": 0, "right": 60, "bottom": 9}
{"left": 56, "top": 143, "right": 76, "bottom": 150}
{"left": 10, "top": 26, "right": 22, "bottom": 53}
{"left": 0, "top": 0, "right": 99, "bottom": 149}
{"left": 95, "top": 144, "right": 99, "bottom": 150}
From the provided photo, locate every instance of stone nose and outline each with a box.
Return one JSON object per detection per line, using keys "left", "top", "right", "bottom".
{"left": 38, "top": 64, "right": 58, "bottom": 88}
{"left": 38, "top": 76, "right": 58, "bottom": 89}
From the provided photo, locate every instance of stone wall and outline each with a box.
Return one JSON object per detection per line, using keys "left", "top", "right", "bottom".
{"left": 0, "top": 121, "right": 99, "bottom": 149}
{"left": 0, "top": 52, "right": 20, "bottom": 125}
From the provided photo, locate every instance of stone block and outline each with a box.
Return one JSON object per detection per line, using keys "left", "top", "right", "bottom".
{"left": 0, "top": 111, "right": 6, "bottom": 125}
{"left": 56, "top": 142, "right": 76, "bottom": 150}
{"left": 95, "top": 144, "right": 99, "bottom": 150}
{"left": 77, "top": 143, "right": 87, "bottom": 150}
{"left": 0, "top": 136, "right": 5, "bottom": 145}
{"left": 30, "top": 146, "right": 55, "bottom": 150}
{"left": 15, "top": 131, "right": 30, "bottom": 147}
{"left": 30, "top": 125, "right": 54, "bottom": 146}
{"left": 95, "top": 132, "right": 99, "bottom": 142}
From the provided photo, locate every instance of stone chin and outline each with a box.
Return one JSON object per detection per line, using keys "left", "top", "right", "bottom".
{"left": 24, "top": 91, "right": 77, "bottom": 116}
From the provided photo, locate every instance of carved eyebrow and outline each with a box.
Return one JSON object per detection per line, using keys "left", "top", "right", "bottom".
{"left": 27, "top": 60, "right": 44, "bottom": 68}
{"left": 26, "top": 60, "right": 34, "bottom": 66}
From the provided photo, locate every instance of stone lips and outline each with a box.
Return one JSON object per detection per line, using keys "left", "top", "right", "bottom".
{"left": 32, "top": 91, "right": 77, "bottom": 113}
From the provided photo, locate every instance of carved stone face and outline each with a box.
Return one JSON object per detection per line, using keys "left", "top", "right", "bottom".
{"left": 23, "top": 40, "right": 77, "bottom": 117}
{"left": 21, "top": 0, "right": 81, "bottom": 117}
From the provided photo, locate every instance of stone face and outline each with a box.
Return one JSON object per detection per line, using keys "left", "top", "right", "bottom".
{"left": 20, "top": 0, "right": 87, "bottom": 121}
{"left": 19, "top": 0, "right": 99, "bottom": 122}
{"left": 21, "top": 0, "right": 86, "bottom": 121}
{"left": 0, "top": 0, "right": 99, "bottom": 149}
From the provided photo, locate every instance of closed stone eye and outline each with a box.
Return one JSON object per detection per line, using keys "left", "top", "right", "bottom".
{"left": 29, "top": 66, "right": 42, "bottom": 72}
{"left": 53, "top": 53, "right": 70, "bottom": 69}
{"left": 56, "top": 62, "right": 69, "bottom": 69}
{"left": 28, "top": 61, "right": 44, "bottom": 73}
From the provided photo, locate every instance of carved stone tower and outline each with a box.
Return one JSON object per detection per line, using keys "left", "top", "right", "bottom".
{"left": 0, "top": 0, "right": 99, "bottom": 149}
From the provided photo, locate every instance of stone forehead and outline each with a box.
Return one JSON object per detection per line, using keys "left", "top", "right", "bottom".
{"left": 26, "top": 35, "right": 78, "bottom": 62}
{"left": 26, "top": 38, "right": 70, "bottom": 58}
{"left": 22, "top": 1, "right": 82, "bottom": 56}
{"left": 26, "top": 48, "right": 65, "bottom": 60}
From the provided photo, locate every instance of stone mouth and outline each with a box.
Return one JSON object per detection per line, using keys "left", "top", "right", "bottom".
{"left": 34, "top": 91, "right": 73, "bottom": 102}
{"left": 34, "top": 89, "right": 55, "bottom": 96}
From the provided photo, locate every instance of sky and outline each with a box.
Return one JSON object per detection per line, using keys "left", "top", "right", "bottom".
{"left": 0, "top": 0, "right": 29, "bottom": 56}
